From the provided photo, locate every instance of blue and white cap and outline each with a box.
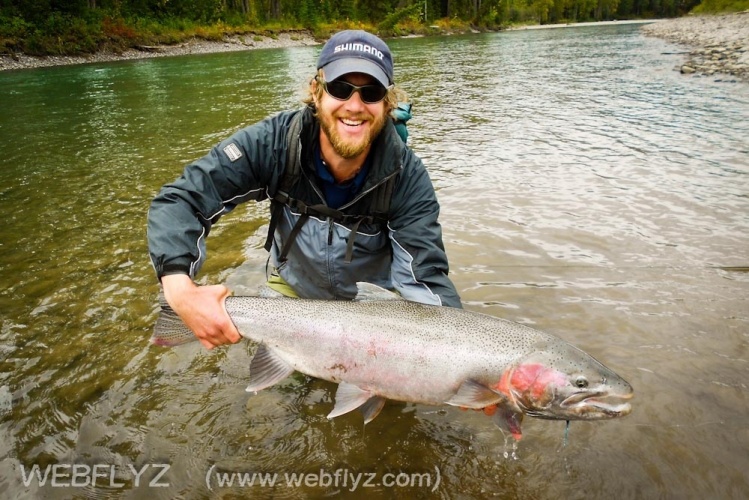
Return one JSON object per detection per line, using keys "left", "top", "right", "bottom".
{"left": 316, "top": 30, "right": 394, "bottom": 88}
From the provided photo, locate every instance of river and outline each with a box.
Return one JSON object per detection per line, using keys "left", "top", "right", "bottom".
{"left": 0, "top": 23, "right": 747, "bottom": 498}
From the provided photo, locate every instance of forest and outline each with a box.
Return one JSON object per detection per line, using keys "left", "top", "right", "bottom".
{"left": 0, "top": 0, "right": 740, "bottom": 56}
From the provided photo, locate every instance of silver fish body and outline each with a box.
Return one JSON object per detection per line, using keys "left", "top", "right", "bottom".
{"left": 152, "top": 283, "right": 633, "bottom": 439}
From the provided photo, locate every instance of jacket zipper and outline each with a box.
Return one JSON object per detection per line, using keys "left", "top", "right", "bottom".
{"left": 328, "top": 166, "right": 400, "bottom": 247}
{"left": 338, "top": 166, "right": 401, "bottom": 212}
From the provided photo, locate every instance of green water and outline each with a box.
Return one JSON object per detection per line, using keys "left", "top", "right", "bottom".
{"left": 1, "top": 25, "right": 748, "bottom": 498}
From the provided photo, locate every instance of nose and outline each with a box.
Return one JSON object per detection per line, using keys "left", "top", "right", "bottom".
{"left": 343, "top": 88, "right": 367, "bottom": 110}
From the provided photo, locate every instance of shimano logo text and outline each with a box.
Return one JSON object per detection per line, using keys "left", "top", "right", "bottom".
{"left": 333, "top": 43, "right": 384, "bottom": 60}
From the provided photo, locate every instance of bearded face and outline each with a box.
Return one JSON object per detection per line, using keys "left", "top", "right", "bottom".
{"left": 318, "top": 106, "right": 388, "bottom": 159}
{"left": 314, "top": 73, "right": 389, "bottom": 161}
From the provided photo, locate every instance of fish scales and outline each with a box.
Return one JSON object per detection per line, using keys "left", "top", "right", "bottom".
{"left": 236, "top": 298, "right": 538, "bottom": 397}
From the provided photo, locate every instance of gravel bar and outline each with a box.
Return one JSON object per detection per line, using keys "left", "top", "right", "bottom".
{"left": 641, "top": 12, "right": 749, "bottom": 82}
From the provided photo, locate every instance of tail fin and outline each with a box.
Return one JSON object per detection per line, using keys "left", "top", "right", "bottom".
{"left": 150, "top": 293, "right": 199, "bottom": 347}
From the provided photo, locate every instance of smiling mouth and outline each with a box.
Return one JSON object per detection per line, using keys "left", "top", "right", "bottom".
{"left": 340, "top": 118, "right": 364, "bottom": 127}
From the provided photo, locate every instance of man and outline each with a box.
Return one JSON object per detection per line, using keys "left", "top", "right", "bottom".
{"left": 148, "top": 30, "right": 461, "bottom": 350}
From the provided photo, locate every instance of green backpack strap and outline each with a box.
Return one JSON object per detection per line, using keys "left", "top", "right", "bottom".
{"left": 264, "top": 108, "right": 305, "bottom": 253}
{"left": 392, "top": 102, "right": 412, "bottom": 143}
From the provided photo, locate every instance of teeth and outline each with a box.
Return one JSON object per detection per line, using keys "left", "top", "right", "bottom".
{"left": 341, "top": 119, "right": 363, "bottom": 126}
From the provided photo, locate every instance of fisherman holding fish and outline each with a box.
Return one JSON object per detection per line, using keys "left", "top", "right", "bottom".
{"left": 148, "top": 30, "right": 461, "bottom": 350}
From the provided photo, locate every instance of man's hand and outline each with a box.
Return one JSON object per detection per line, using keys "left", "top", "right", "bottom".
{"left": 161, "top": 274, "right": 242, "bottom": 349}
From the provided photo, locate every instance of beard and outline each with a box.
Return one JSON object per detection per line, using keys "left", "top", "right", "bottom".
{"left": 318, "top": 108, "right": 388, "bottom": 160}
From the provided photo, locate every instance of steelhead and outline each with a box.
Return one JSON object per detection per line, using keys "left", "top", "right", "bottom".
{"left": 151, "top": 283, "right": 633, "bottom": 440}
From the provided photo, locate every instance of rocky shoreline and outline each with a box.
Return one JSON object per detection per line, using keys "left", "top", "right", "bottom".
{"left": 0, "top": 31, "right": 320, "bottom": 72}
{"left": 641, "top": 11, "right": 749, "bottom": 82}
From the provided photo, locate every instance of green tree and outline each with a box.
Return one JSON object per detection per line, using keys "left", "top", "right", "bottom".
{"left": 595, "top": 0, "right": 620, "bottom": 19}
{"left": 531, "top": 0, "right": 553, "bottom": 22}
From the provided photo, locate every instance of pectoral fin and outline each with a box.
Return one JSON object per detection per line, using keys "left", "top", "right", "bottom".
{"left": 245, "top": 344, "right": 295, "bottom": 393}
{"left": 446, "top": 379, "right": 507, "bottom": 409}
{"left": 327, "top": 382, "right": 378, "bottom": 420}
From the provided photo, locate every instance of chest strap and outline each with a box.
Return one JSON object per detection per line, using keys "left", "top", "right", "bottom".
{"left": 277, "top": 199, "right": 384, "bottom": 264}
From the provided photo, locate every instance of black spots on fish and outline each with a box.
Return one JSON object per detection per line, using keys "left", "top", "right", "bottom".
{"left": 328, "top": 363, "right": 348, "bottom": 373}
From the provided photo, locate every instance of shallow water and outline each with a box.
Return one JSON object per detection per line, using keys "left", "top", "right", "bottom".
{"left": 0, "top": 24, "right": 748, "bottom": 498}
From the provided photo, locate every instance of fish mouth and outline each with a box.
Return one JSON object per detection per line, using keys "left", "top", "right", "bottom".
{"left": 561, "top": 391, "right": 633, "bottom": 418}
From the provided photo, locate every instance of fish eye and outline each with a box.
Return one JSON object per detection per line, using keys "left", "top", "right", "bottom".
{"left": 574, "top": 376, "right": 588, "bottom": 389}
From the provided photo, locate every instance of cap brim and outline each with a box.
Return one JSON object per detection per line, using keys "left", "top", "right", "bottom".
{"left": 322, "top": 58, "right": 390, "bottom": 88}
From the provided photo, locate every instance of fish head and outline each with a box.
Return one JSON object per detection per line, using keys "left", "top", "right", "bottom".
{"left": 503, "top": 342, "right": 633, "bottom": 421}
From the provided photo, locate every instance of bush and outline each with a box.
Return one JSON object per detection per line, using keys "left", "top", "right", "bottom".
{"left": 377, "top": 4, "right": 422, "bottom": 36}
{"left": 102, "top": 17, "right": 138, "bottom": 41}
{"left": 21, "top": 13, "right": 102, "bottom": 55}
{"left": 0, "top": 15, "right": 31, "bottom": 39}
{"left": 691, "top": 0, "right": 749, "bottom": 12}
{"left": 0, "top": 15, "right": 32, "bottom": 54}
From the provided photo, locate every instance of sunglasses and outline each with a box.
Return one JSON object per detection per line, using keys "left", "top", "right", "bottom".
{"left": 319, "top": 78, "right": 390, "bottom": 104}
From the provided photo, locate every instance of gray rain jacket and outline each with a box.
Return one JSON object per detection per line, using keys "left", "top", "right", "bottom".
{"left": 147, "top": 106, "right": 461, "bottom": 308}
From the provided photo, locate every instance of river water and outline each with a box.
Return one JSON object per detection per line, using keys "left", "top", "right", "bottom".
{"left": 0, "top": 23, "right": 747, "bottom": 498}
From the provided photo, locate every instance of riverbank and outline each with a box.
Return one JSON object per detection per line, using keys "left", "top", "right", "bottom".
{"left": 2, "top": 16, "right": 748, "bottom": 76}
{"left": 508, "top": 19, "right": 656, "bottom": 30}
{"left": 0, "top": 31, "right": 320, "bottom": 72}
{"left": 0, "top": 21, "right": 650, "bottom": 72}
{"left": 641, "top": 11, "right": 749, "bottom": 81}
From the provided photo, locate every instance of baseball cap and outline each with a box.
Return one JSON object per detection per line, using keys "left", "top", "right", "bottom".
{"left": 316, "top": 30, "right": 394, "bottom": 88}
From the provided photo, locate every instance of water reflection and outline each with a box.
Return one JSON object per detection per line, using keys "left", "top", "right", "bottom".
{"left": 0, "top": 24, "right": 747, "bottom": 498}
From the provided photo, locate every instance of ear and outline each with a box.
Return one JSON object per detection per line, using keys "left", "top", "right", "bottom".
{"left": 309, "top": 77, "right": 321, "bottom": 106}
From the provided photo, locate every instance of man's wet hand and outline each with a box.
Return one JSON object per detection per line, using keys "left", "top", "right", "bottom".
{"left": 160, "top": 275, "right": 241, "bottom": 349}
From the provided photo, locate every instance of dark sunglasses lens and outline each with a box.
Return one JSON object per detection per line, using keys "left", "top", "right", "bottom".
{"left": 360, "top": 85, "right": 387, "bottom": 103}
{"left": 326, "top": 81, "right": 355, "bottom": 100}
{"left": 325, "top": 80, "right": 387, "bottom": 103}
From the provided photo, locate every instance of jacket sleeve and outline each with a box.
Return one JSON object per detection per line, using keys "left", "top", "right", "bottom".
{"left": 147, "top": 113, "right": 290, "bottom": 280}
{"left": 387, "top": 148, "right": 462, "bottom": 308}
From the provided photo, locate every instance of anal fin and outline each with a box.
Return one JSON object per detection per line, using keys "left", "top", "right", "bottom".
{"left": 359, "top": 396, "right": 386, "bottom": 424}
{"left": 327, "top": 382, "right": 375, "bottom": 419}
{"left": 245, "top": 344, "right": 295, "bottom": 393}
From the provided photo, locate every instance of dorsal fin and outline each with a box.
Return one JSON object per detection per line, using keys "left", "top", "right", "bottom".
{"left": 354, "top": 282, "right": 402, "bottom": 301}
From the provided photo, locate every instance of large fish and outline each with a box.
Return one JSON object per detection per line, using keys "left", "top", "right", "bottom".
{"left": 152, "top": 283, "right": 633, "bottom": 440}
